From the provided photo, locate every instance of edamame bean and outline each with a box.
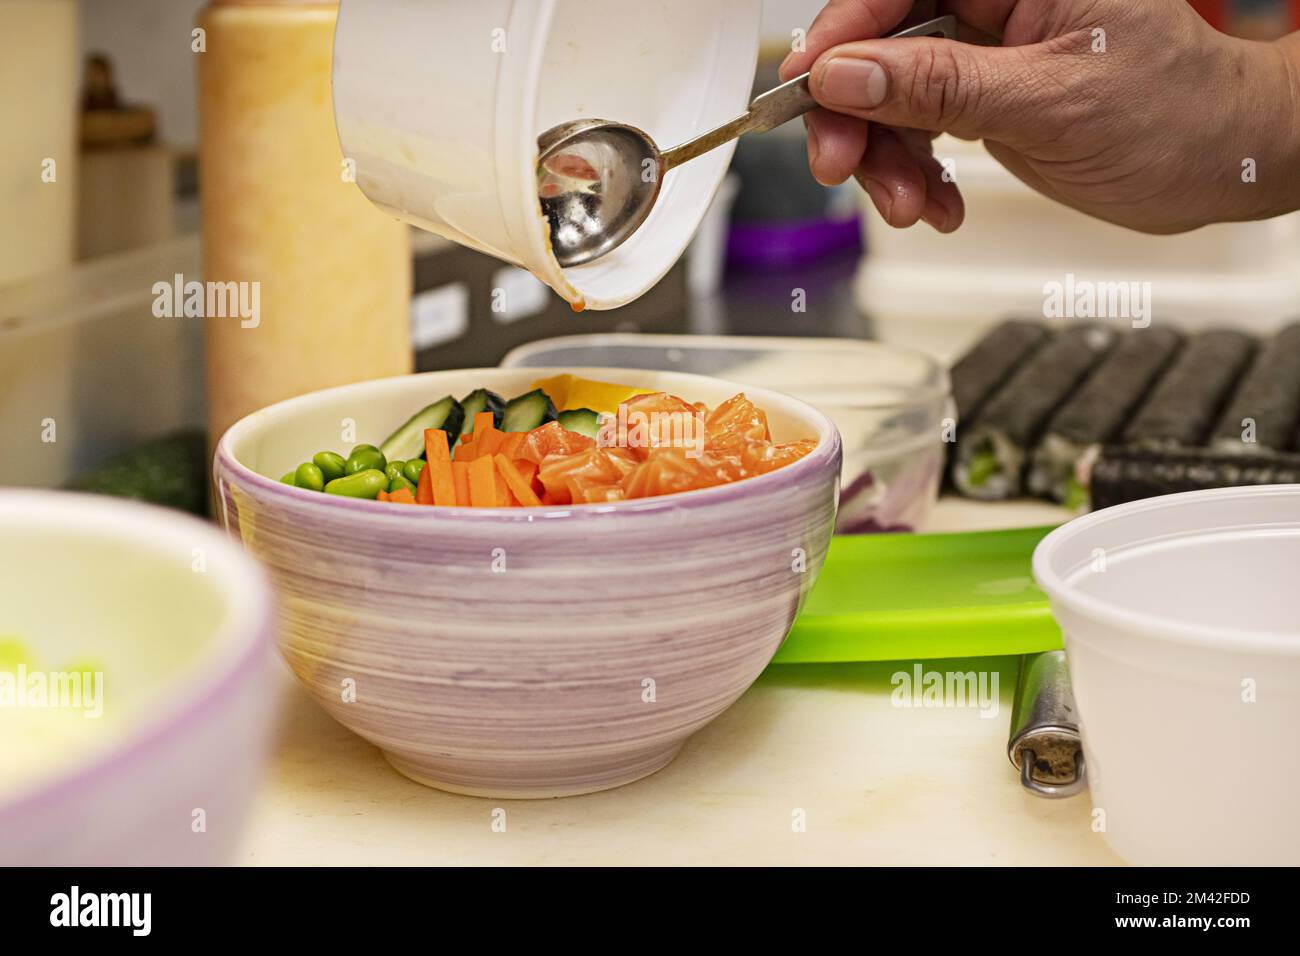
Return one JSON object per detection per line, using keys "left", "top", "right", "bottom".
{"left": 345, "top": 443, "right": 386, "bottom": 475}
{"left": 384, "top": 460, "right": 406, "bottom": 484}
{"left": 294, "top": 462, "right": 326, "bottom": 492}
{"left": 324, "top": 468, "right": 387, "bottom": 499}
{"left": 279, "top": 471, "right": 296, "bottom": 485}
{"left": 403, "top": 459, "right": 425, "bottom": 484}
{"left": 388, "top": 474, "right": 417, "bottom": 495}
{"left": 313, "top": 451, "right": 347, "bottom": 483}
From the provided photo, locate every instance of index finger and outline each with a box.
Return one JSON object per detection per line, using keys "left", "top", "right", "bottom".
{"left": 779, "top": 0, "right": 1019, "bottom": 80}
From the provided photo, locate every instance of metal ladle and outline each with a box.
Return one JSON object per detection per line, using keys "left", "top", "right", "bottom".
{"left": 536, "top": 14, "right": 958, "bottom": 268}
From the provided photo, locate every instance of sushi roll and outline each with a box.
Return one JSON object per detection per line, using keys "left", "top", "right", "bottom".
{"left": 1209, "top": 322, "right": 1300, "bottom": 454}
{"left": 953, "top": 323, "right": 1118, "bottom": 500}
{"left": 1090, "top": 445, "right": 1300, "bottom": 511}
{"left": 1027, "top": 328, "right": 1183, "bottom": 505}
{"left": 949, "top": 320, "right": 1052, "bottom": 426}
{"left": 1122, "top": 329, "right": 1256, "bottom": 448}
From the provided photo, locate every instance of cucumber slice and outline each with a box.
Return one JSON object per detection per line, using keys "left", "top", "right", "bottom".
{"left": 380, "top": 396, "right": 465, "bottom": 461}
{"left": 501, "top": 388, "right": 558, "bottom": 432}
{"left": 458, "top": 388, "right": 506, "bottom": 434}
{"left": 557, "top": 408, "right": 601, "bottom": 439}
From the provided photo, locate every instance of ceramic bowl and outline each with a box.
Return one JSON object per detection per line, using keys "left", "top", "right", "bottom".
{"left": 215, "top": 367, "right": 840, "bottom": 797}
{"left": 0, "top": 491, "right": 276, "bottom": 865}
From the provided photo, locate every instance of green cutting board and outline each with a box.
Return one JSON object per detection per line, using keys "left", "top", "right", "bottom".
{"left": 774, "top": 526, "right": 1064, "bottom": 663}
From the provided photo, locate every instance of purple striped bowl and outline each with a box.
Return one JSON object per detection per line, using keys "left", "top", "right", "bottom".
{"left": 215, "top": 368, "right": 840, "bottom": 797}
{"left": 0, "top": 491, "right": 276, "bottom": 865}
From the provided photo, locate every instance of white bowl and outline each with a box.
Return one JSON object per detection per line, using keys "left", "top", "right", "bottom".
{"left": 0, "top": 491, "right": 277, "bottom": 865}
{"left": 332, "top": 0, "right": 761, "bottom": 309}
{"left": 1033, "top": 485, "right": 1300, "bottom": 865}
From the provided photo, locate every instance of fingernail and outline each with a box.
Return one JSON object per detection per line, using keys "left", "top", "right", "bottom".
{"left": 862, "top": 177, "right": 893, "bottom": 221}
{"left": 779, "top": 50, "right": 795, "bottom": 77}
{"left": 819, "top": 57, "right": 887, "bottom": 110}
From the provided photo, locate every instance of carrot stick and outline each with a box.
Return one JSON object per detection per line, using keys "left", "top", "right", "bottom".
{"left": 472, "top": 411, "right": 495, "bottom": 441}
{"left": 499, "top": 432, "right": 526, "bottom": 458}
{"left": 467, "top": 456, "right": 498, "bottom": 507}
{"left": 455, "top": 440, "right": 477, "bottom": 462}
{"left": 494, "top": 454, "right": 542, "bottom": 507}
{"left": 377, "top": 490, "right": 390, "bottom": 502}
{"left": 388, "top": 487, "right": 416, "bottom": 505}
{"left": 478, "top": 427, "right": 504, "bottom": 457}
{"left": 451, "top": 461, "right": 471, "bottom": 506}
{"left": 424, "top": 428, "right": 457, "bottom": 506}
{"left": 416, "top": 457, "right": 434, "bottom": 504}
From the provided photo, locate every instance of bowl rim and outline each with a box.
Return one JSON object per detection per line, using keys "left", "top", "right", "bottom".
{"left": 0, "top": 490, "right": 275, "bottom": 819}
{"left": 1032, "top": 484, "right": 1300, "bottom": 655}
{"left": 215, "top": 366, "right": 843, "bottom": 522}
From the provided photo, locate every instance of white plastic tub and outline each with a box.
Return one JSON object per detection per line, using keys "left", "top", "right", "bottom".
{"left": 332, "top": 0, "right": 761, "bottom": 310}
{"left": 1033, "top": 485, "right": 1300, "bottom": 865}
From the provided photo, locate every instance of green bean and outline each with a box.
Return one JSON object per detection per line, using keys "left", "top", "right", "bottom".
{"left": 403, "top": 459, "right": 425, "bottom": 485}
{"left": 324, "top": 469, "right": 387, "bottom": 499}
{"left": 294, "top": 462, "right": 326, "bottom": 492}
{"left": 388, "top": 474, "right": 417, "bottom": 495}
{"left": 384, "top": 460, "right": 406, "bottom": 484}
{"left": 344, "top": 444, "right": 386, "bottom": 475}
{"left": 279, "top": 471, "right": 296, "bottom": 485}
{"left": 313, "top": 451, "right": 347, "bottom": 483}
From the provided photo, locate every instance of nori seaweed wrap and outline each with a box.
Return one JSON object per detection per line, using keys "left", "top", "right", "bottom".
{"left": 1209, "top": 322, "right": 1300, "bottom": 453}
{"left": 1121, "top": 329, "right": 1255, "bottom": 448}
{"left": 953, "top": 323, "right": 1118, "bottom": 499}
{"left": 1090, "top": 445, "right": 1300, "bottom": 511}
{"left": 1027, "top": 327, "right": 1183, "bottom": 505}
{"left": 949, "top": 320, "right": 1052, "bottom": 424}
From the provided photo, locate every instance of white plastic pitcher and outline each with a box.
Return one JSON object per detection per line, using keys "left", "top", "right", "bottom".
{"left": 332, "top": 0, "right": 762, "bottom": 310}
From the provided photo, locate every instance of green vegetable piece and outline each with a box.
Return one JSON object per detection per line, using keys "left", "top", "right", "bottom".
{"left": 279, "top": 471, "right": 296, "bottom": 485}
{"left": 403, "top": 459, "right": 425, "bottom": 484}
{"left": 324, "top": 469, "right": 388, "bottom": 499}
{"left": 345, "top": 444, "right": 386, "bottom": 476}
{"left": 388, "top": 474, "right": 417, "bottom": 495}
{"left": 294, "top": 462, "right": 326, "bottom": 492}
{"left": 384, "top": 460, "right": 406, "bottom": 484}
{"left": 966, "top": 448, "right": 999, "bottom": 489}
{"left": 313, "top": 451, "right": 347, "bottom": 483}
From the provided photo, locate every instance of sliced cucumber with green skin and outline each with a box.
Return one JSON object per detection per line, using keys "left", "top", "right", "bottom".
{"left": 501, "top": 388, "right": 558, "bottom": 432}
{"left": 557, "top": 408, "right": 601, "bottom": 439}
{"left": 458, "top": 388, "right": 506, "bottom": 434}
{"left": 379, "top": 396, "right": 464, "bottom": 462}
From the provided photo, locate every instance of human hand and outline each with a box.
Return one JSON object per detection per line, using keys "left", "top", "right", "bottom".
{"left": 780, "top": 0, "right": 1300, "bottom": 234}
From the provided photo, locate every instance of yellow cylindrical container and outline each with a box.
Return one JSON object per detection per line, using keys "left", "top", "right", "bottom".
{"left": 198, "top": 0, "right": 411, "bottom": 441}
{"left": 0, "top": 0, "right": 79, "bottom": 286}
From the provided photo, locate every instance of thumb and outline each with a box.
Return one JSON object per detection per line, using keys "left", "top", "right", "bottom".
{"left": 809, "top": 38, "right": 1041, "bottom": 145}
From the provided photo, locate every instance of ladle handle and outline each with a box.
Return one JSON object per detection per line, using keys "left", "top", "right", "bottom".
{"left": 661, "top": 14, "right": 959, "bottom": 172}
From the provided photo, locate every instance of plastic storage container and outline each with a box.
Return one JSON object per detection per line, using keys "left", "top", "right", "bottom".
{"left": 332, "top": 0, "right": 761, "bottom": 310}
{"left": 1033, "top": 485, "right": 1300, "bottom": 865}
{"left": 502, "top": 333, "right": 951, "bottom": 532}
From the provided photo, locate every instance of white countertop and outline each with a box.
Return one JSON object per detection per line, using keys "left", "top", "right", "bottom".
{"left": 239, "top": 497, "right": 1121, "bottom": 866}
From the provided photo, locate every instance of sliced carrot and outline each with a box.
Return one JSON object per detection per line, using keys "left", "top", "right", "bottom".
{"left": 388, "top": 487, "right": 416, "bottom": 505}
{"left": 451, "top": 461, "right": 471, "bottom": 506}
{"left": 455, "top": 439, "right": 478, "bottom": 462}
{"left": 467, "top": 455, "right": 498, "bottom": 507}
{"left": 515, "top": 460, "right": 538, "bottom": 487}
{"left": 494, "top": 454, "right": 542, "bottom": 507}
{"left": 377, "top": 490, "right": 390, "bottom": 502}
{"left": 472, "top": 411, "right": 495, "bottom": 441}
{"left": 478, "top": 427, "right": 504, "bottom": 457}
{"left": 416, "top": 458, "right": 434, "bottom": 504}
{"left": 424, "top": 428, "right": 457, "bottom": 506}
{"left": 499, "top": 432, "right": 526, "bottom": 459}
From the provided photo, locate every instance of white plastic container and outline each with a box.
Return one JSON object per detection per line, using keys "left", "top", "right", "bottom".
{"left": 502, "top": 333, "right": 951, "bottom": 532}
{"left": 332, "top": 0, "right": 761, "bottom": 310}
{"left": 1033, "top": 485, "right": 1300, "bottom": 865}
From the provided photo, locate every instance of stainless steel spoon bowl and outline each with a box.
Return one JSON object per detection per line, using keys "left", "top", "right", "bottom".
{"left": 536, "top": 14, "right": 957, "bottom": 269}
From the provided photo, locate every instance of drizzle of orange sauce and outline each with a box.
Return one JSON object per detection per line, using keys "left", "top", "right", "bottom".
{"left": 570, "top": 297, "right": 586, "bottom": 313}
